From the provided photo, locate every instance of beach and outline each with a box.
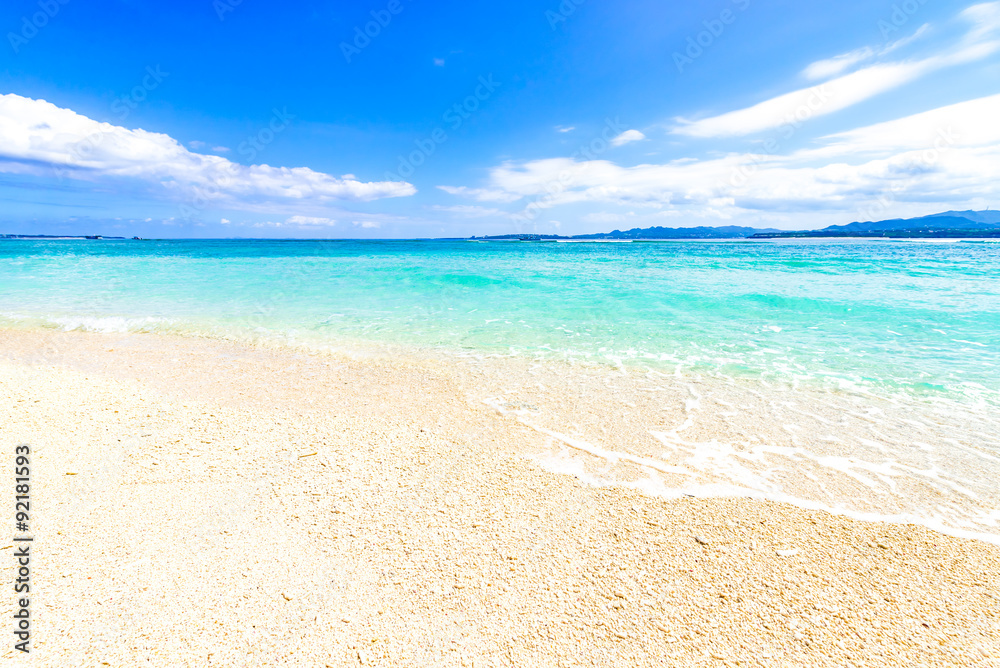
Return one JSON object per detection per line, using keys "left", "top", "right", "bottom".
{"left": 2, "top": 328, "right": 998, "bottom": 667}
{"left": 8, "top": 0, "right": 1000, "bottom": 663}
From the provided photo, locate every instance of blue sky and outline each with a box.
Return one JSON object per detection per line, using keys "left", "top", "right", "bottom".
{"left": 2, "top": 0, "right": 999, "bottom": 238}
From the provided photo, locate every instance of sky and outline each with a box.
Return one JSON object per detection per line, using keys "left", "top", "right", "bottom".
{"left": 1, "top": 0, "right": 1000, "bottom": 238}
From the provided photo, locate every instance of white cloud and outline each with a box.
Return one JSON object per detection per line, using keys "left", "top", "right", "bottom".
{"left": 798, "top": 92, "right": 1000, "bottom": 159}
{"left": 212, "top": 146, "right": 230, "bottom": 153}
{"left": 434, "top": 58, "right": 445, "bottom": 66}
{"left": 448, "top": 94, "right": 1000, "bottom": 224}
{"left": 555, "top": 125, "right": 576, "bottom": 133}
{"left": 189, "top": 140, "right": 207, "bottom": 149}
{"left": 0, "top": 94, "right": 415, "bottom": 213}
{"left": 800, "top": 25, "right": 931, "bottom": 80}
{"left": 352, "top": 221, "right": 381, "bottom": 228}
{"left": 251, "top": 215, "right": 337, "bottom": 228}
{"left": 881, "top": 23, "right": 932, "bottom": 55}
{"left": 965, "top": 0, "right": 1000, "bottom": 39}
{"left": 802, "top": 47, "right": 874, "bottom": 80}
{"left": 286, "top": 215, "right": 337, "bottom": 226}
{"left": 673, "top": 3, "right": 1000, "bottom": 138}
{"left": 673, "top": 62, "right": 927, "bottom": 138}
{"left": 220, "top": 217, "right": 231, "bottom": 224}
{"left": 609, "top": 129, "right": 646, "bottom": 147}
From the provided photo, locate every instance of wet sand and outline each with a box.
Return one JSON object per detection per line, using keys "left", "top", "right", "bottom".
{"left": 1, "top": 329, "right": 998, "bottom": 667}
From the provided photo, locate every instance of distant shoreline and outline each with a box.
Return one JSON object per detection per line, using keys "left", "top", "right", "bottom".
{"left": 750, "top": 229, "right": 1000, "bottom": 239}
{"left": 4, "top": 207, "right": 1000, "bottom": 242}
{"left": 0, "top": 234, "right": 132, "bottom": 240}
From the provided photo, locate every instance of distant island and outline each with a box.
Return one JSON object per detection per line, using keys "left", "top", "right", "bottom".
{"left": 474, "top": 210, "right": 1000, "bottom": 240}
{"left": 0, "top": 234, "right": 135, "bottom": 240}
{"left": 473, "top": 226, "right": 780, "bottom": 241}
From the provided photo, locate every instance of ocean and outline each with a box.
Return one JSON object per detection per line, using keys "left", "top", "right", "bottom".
{"left": 2, "top": 237, "right": 999, "bottom": 541}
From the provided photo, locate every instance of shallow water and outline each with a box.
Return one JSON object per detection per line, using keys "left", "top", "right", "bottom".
{"left": 2, "top": 237, "right": 999, "bottom": 540}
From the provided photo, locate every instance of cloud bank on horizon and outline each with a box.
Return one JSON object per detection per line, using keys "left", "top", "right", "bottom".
{"left": 1, "top": 0, "right": 999, "bottom": 236}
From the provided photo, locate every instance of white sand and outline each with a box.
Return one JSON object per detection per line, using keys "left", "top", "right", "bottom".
{"left": 1, "top": 329, "right": 998, "bottom": 667}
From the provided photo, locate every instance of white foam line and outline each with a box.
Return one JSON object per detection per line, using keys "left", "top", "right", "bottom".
{"left": 533, "top": 423, "right": 694, "bottom": 478}
{"left": 484, "top": 398, "right": 692, "bottom": 477}
{"left": 533, "top": 443, "right": 1000, "bottom": 545}
{"left": 658, "top": 483, "right": 1000, "bottom": 546}
{"left": 483, "top": 399, "right": 1000, "bottom": 545}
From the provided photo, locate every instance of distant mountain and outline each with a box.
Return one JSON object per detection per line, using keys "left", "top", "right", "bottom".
{"left": 574, "top": 225, "right": 781, "bottom": 239}
{"left": 928, "top": 210, "right": 1000, "bottom": 225}
{"left": 474, "top": 210, "right": 1000, "bottom": 242}
{"left": 819, "top": 214, "right": 1000, "bottom": 234}
{"left": 751, "top": 210, "right": 1000, "bottom": 238}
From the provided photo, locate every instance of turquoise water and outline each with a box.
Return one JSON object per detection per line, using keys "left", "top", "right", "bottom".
{"left": 2, "top": 238, "right": 999, "bottom": 402}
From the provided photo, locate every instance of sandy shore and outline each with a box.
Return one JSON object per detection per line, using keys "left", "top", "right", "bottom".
{"left": 1, "top": 328, "right": 998, "bottom": 667}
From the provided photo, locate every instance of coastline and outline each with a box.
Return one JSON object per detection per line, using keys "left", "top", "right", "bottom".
{"left": 2, "top": 327, "right": 998, "bottom": 666}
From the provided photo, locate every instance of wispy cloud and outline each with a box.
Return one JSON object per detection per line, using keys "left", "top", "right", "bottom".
{"left": 802, "top": 47, "right": 876, "bottom": 80}
{"left": 286, "top": 215, "right": 337, "bottom": 226}
{"left": 446, "top": 93, "right": 1000, "bottom": 223}
{"left": 610, "top": 129, "right": 646, "bottom": 147}
{"left": 250, "top": 215, "right": 337, "bottom": 228}
{"left": 0, "top": 94, "right": 415, "bottom": 212}
{"left": 436, "top": 185, "right": 521, "bottom": 202}
{"left": 673, "top": 3, "right": 1000, "bottom": 138}
{"left": 801, "top": 25, "right": 931, "bottom": 80}
{"left": 798, "top": 92, "right": 1000, "bottom": 159}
